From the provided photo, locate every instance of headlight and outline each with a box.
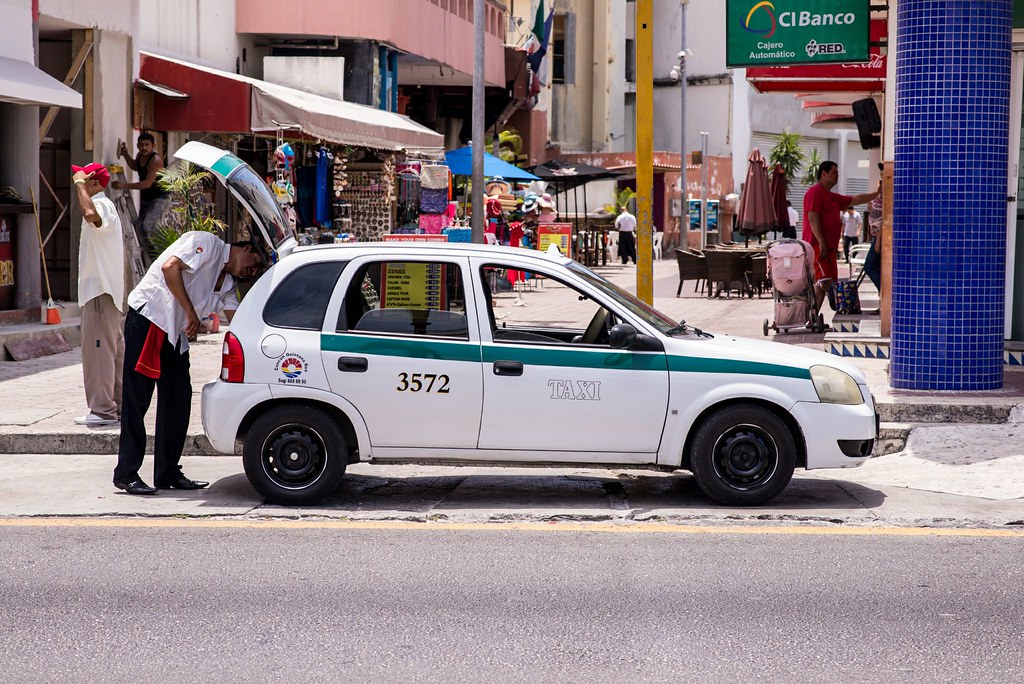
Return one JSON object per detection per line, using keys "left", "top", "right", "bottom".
{"left": 809, "top": 365, "right": 864, "bottom": 405}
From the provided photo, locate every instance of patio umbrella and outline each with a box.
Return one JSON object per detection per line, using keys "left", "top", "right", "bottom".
{"left": 444, "top": 145, "right": 539, "bottom": 181}
{"left": 769, "top": 163, "right": 791, "bottom": 236}
{"left": 736, "top": 148, "right": 775, "bottom": 238}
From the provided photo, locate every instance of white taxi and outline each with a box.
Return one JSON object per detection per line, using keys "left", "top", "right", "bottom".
{"left": 179, "top": 142, "right": 877, "bottom": 507}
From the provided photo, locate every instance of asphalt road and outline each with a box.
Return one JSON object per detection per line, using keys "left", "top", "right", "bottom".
{"left": 1, "top": 520, "right": 1022, "bottom": 682}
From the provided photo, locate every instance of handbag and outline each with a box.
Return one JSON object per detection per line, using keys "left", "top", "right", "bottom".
{"left": 828, "top": 275, "right": 863, "bottom": 315}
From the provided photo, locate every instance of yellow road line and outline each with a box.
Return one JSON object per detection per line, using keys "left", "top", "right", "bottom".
{"left": 0, "top": 518, "right": 1022, "bottom": 538}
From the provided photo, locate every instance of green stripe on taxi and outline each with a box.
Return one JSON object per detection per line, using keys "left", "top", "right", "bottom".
{"left": 321, "top": 333, "right": 808, "bottom": 379}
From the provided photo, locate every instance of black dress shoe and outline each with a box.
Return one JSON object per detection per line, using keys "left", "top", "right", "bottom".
{"left": 157, "top": 474, "right": 209, "bottom": 490}
{"left": 114, "top": 478, "right": 157, "bottom": 495}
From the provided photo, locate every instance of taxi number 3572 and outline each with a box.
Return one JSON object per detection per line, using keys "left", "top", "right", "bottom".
{"left": 396, "top": 372, "right": 451, "bottom": 394}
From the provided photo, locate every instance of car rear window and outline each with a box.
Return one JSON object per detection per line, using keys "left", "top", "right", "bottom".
{"left": 263, "top": 261, "right": 347, "bottom": 330}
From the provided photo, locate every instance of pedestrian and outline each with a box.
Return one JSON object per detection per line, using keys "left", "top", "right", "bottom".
{"left": 112, "top": 231, "right": 264, "bottom": 495}
{"left": 113, "top": 132, "right": 171, "bottom": 245}
{"left": 615, "top": 205, "right": 637, "bottom": 265}
{"left": 803, "top": 161, "right": 880, "bottom": 322}
{"left": 72, "top": 162, "right": 126, "bottom": 427}
{"left": 784, "top": 201, "right": 799, "bottom": 239}
{"left": 863, "top": 183, "right": 883, "bottom": 290}
{"left": 841, "top": 206, "right": 863, "bottom": 263}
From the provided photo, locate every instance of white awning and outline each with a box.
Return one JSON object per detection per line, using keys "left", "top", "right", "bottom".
{"left": 0, "top": 56, "right": 81, "bottom": 109}
{"left": 250, "top": 79, "right": 443, "bottom": 152}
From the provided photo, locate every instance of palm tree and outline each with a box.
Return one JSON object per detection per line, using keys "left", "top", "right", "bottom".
{"left": 801, "top": 149, "right": 824, "bottom": 186}
{"left": 148, "top": 161, "right": 226, "bottom": 257}
{"left": 768, "top": 131, "right": 806, "bottom": 189}
{"left": 485, "top": 128, "right": 524, "bottom": 164}
{"left": 603, "top": 188, "right": 636, "bottom": 215}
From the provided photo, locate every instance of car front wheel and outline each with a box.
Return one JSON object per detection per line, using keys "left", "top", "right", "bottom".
{"left": 243, "top": 405, "right": 347, "bottom": 505}
{"left": 689, "top": 404, "right": 796, "bottom": 506}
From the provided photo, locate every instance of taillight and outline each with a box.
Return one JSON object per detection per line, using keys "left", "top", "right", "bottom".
{"left": 221, "top": 332, "right": 245, "bottom": 382}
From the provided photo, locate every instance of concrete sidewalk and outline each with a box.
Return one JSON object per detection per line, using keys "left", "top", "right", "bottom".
{"left": 1, "top": 255, "right": 1022, "bottom": 521}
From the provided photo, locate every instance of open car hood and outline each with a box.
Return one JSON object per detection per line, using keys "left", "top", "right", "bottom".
{"left": 173, "top": 141, "right": 296, "bottom": 264}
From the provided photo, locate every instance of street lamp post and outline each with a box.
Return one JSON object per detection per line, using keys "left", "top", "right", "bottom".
{"left": 669, "top": 0, "right": 689, "bottom": 251}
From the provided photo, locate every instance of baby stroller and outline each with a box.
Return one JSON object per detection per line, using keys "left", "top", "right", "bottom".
{"left": 763, "top": 238, "right": 826, "bottom": 335}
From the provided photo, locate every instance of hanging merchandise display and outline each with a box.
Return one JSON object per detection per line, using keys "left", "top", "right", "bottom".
{"left": 333, "top": 151, "right": 399, "bottom": 241}
{"left": 416, "top": 162, "right": 451, "bottom": 235}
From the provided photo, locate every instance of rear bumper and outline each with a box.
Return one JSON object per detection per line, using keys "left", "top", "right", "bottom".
{"left": 200, "top": 381, "right": 273, "bottom": 454}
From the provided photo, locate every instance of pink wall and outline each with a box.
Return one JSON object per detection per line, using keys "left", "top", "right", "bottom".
{"left": 236, "top": 0, "right": 506, "bottom": 86}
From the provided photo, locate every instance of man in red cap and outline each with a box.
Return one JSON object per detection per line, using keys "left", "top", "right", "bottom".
{"left": 71, "top": 162, "right": 126, "bottom": 428}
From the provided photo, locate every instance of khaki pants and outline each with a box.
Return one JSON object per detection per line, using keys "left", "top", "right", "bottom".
{"left": 80, "top": 294, "right": 125, "bottom": 420}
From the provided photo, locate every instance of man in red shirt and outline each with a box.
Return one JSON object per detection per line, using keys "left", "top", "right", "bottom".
{"left": 803, "top": 161, "right": 881, "bottom": 321}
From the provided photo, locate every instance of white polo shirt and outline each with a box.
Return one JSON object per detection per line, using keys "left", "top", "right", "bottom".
{"left": 127, "top": 231, "right": 239, "bottom": 352}
{"left": 78, "top": 191, "right": 125, "bottom": 310}
{"left": 615, "top": 211, "right": 637, "bottom": 233}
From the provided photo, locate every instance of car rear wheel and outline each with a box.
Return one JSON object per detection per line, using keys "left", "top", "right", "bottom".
{"left": 243, "top": 405, "right": 347, "bottom": 505}
{"left": 689, "top": 404, "right": 796, "bottom": 506}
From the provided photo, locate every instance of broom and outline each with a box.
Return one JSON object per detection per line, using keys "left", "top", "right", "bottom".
{"left": 29, "top": 187, "right": 61, "bottom": 325}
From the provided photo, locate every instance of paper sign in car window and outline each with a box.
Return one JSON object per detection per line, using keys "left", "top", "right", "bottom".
{"left": 380, "top": 262, "right": 448, "bottom": 310}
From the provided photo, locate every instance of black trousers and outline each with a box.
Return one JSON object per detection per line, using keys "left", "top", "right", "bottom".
{"left": 618, "top": 231, "right": 636, "bottom": 264}
{"left": 843, "top": 235, "right": 859, "bottom": 262}
{"left": 113, "top": 308, "right": 192, "bottom": 485}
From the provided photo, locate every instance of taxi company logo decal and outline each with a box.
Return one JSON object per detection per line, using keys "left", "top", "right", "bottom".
{"left": 547, "top": 380, "right": 601, "bottom": 401}
{"left": 275, "top": 354, "right": 308, "bottom": 384}
{"left": 743, "top": 1, "right": 776, "bottom": 38}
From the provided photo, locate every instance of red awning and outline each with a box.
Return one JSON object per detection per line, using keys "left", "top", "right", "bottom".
{"left": 138, "top": 52, "right": 443, "bottom": 152}
{"left": 746, "top": 20, "right": 887, "bottom": 95}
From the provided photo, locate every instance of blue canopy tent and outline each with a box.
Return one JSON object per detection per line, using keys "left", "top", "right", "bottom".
{"left": 444, "top": 145, "right": 539, "bottom": 181}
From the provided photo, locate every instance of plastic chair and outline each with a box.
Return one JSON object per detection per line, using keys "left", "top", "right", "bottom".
{"left": 652, "top": 231, "right": 663, "bottom": 260}
{"left": 848, "top": 243, "right": 871, "bottom": 277}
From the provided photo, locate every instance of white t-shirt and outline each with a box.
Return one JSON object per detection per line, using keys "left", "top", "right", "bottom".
{"left": 615, "top": 211, "right": 637, "bottom": 233}
{"left": 78, "top": 191, "right": 126, "bottom": 310}
{"left": 127, "top": 231, "right": 239, "bottom": 352}
{"left": 842, "top": 211, "right": 862, "bottom": 237}
{"left": 787, "top": 206, "right": 799, "bottom": 227}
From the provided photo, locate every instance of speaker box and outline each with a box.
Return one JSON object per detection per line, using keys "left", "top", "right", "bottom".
{"left": 852, "top": 98, "right": 881, "bottom": 150}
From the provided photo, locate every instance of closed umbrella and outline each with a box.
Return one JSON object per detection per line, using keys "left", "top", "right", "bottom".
{"left": 769, "top": 163, "right": 791, "bottom": 238}
{"left": 736, "top": 148, "right": 775, "bottom": 238}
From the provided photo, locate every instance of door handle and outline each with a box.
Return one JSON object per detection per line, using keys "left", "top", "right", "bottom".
{"left": 493, "top": 360, "right": 523, "bottom": 376}
{"left": 337, "top": 356, "right": 368, "bottom": 372}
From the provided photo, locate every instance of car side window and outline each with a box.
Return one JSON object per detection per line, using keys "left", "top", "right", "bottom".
{"left": 480, "top": 264, "right": 618, "bottom": 346}
{"left": 263, "top": 261, "right": 347, "bottom": 330}
{"left": 338, "top": 260, "right": 469, "bottom": 339}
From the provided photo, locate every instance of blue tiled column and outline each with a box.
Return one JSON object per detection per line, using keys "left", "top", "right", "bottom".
{"left": 891, "top": 0, "right": 1012, "bottom": 390}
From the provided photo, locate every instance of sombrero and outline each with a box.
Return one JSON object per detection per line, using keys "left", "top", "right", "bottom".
{"left": 485, "top": 176, "right": 511, "bottom": 196}
{"left": 521, "top": 192, "right": 540, "bottom": 214}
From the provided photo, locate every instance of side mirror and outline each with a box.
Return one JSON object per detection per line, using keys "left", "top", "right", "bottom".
{"left": 608, "top": 323, "right": 637, "bottom": 349}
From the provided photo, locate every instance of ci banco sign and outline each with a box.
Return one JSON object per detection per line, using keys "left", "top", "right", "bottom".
{"left": 726, "top": 0, "right": 870, "bottom": 68}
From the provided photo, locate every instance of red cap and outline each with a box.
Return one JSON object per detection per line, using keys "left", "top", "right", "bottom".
{"left": 71, "top": 162, "right": 111, "bottom": 188}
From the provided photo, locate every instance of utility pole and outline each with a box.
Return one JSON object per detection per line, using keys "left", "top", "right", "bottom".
{"left": 471, "top": 0, "right": 485, "bottom": 243}
{"left": 699, "top": 131, "right": 709, "bottom": 250}
{"left": 635, "top": 0, "right": 653, "bottom": 304}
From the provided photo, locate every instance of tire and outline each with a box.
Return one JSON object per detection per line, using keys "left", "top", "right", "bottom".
{"left": 763, "top": 319, "right": 769, "bottom": 337}
{"left": 243, "top": 405, "right": 348, "bottom": 505}
{"left": 689, "top": 404, "right": 796, "bottom": 506}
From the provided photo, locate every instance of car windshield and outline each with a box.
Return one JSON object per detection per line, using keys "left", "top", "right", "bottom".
{"left": 565, "top": 261, "right": 688, "bottom": 335}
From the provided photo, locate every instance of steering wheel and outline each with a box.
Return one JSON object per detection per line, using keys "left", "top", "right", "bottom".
{"left": 580, "top": 308, "right": 610, "bottom": 345}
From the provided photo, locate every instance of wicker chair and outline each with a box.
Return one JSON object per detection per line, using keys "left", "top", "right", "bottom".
{"left": 747, "top": 255, "right": 771, "bottom": 298}
{"left": 703, "top": 248, "right": 751, "bottom": 298}
{"left": 674, "top": 249, "right": 708, "bottom": 296}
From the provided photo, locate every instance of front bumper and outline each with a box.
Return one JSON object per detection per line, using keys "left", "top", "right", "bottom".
{"left": 790, "top": 398, "right": 878, "bottom": 469}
